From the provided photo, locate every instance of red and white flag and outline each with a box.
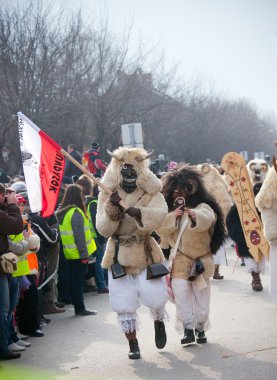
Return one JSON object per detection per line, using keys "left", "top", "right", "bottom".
{"left": 17, "top": 112, "right": 65, "bottom": 217}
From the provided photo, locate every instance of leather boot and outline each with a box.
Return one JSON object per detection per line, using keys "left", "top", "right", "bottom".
{"left": 128, "top": 339, "right": 141, "bottom": 359}
{"left": 154, "top": 320, "right": 167, "bottom": 349}
{"left": 213, "top": 265, "right": 224, "bottom": 280}
{"left": 251, "top": 272, "right": 263, "bottom": 291}
{"left": 195, "top": 329, "right": 207, "bottom": 344}
{"left": 181, "top": 328, "right": 195, "bottom": 345}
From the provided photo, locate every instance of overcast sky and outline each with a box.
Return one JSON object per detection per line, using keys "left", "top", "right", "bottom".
{"left": 56, "top": 0, "right": 276, "bottom": 116}
{"left": 5, "top": 0, "right": 277, "bottom": 116}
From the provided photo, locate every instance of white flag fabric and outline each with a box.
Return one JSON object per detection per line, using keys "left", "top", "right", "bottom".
{"left": 18, "top": 112, "right": 65, "bottom": 217}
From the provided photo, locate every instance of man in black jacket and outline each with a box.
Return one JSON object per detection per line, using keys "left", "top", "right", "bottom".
{"left": 0, "top": 184, "right": 23, "bottom": 360}
{"left": 63, "top": 144, "right": 83, "bottom": 184}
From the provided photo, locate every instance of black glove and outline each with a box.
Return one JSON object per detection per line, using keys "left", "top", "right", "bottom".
{"left": 110, "top": 191, "right": 122, "bottom": 206}
{"left": 125, "top": 207, "right": 141, "bottom": 218}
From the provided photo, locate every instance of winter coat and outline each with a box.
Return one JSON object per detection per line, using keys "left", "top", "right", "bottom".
{"left": 0, "top": 203, "right": 23, "bottom": 255}
{"left": 63, "top": 149, "right": 83, "bottom": 180}
{"left": 56, "top": 205, "right": 91, "bottom": 259}
{"left": 158, "top": 203, "right": 216, "bottom": 281}
{"left": 255, "top": 167, "right": 277, "bottom": 244}
{"left": 96, "top": 178, "right": 168, "bottom": 275}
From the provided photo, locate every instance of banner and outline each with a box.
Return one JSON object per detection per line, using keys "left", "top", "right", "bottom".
{"left": 17, "top": 112, "right": 65, "bottom": 217}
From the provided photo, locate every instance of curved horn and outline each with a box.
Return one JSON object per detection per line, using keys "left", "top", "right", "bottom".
{"left": 272, "top": 155, "right": 277, "bottom": 174}
{"left": 201, "top": 163, "right": 210, "bottom": 174}
{"left": 106, "top": 149, "right": 123, "bottom": 161}
{"left": 135, "top": 150, "right": 154, "bottom": 162}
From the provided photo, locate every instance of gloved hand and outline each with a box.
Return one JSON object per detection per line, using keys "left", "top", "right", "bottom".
{"left": 125, "top": 207, "right": 141, "bottom": 218}
{"left": 110, "top": 191, "right": 122, "bottom": 206}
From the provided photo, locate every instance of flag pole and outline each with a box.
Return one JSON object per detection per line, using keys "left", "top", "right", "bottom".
{"left": 60, "top": 148, "right": 129, "bottom": 209}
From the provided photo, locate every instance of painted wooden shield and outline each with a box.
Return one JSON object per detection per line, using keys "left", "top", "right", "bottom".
{"left": 221, "top": 152, "right": 269, "bottom": 262}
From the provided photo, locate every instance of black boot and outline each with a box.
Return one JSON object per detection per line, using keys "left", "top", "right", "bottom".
{"left": 181, "top": 328, "right": 195, "bottom": 345}
{"left": 128, "top": 339, "right": 141, "bottom": 359}
{"left": 195, "top": 329, "right": 207, "bottom": 344}
{"left": 154, "top": 320, "right": 167, "bottom": 349}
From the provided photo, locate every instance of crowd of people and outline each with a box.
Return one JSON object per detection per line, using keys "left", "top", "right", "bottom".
{"left": 0, "top": 142, "right": 272, "bottom": 361}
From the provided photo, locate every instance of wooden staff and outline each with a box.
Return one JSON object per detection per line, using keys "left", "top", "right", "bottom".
{"left": 60, "top": 148, "right": 129, "bottom": 209}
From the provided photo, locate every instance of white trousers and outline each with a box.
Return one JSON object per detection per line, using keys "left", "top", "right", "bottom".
{"left": 171, "top": 278, "right": 211, "bottom": 331}
{"left": 269, "top": 241, "right": 277, "bottom": 296}
{"left": 108, "top": 269, "right": 168, "bottom": 332}
{"left": 244, "top": 256, "right": 265, "bottom": 274}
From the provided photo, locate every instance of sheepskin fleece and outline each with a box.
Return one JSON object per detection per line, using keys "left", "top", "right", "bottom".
{"left": 104, "top": 147, "right": 161, "bottom": 192}
{"left": 246, "top": 159, "right": 269, "bottom": 185}
{"left": 255, "top": 167, "right": 277, "bottom": 243}
{"left": 96, "top": 165, "right": 168, "bottom": 274}
{"left": 158, "top": 203, "right": 216, "bottom": 281}
{"left": 197, "top": 164, "right": 233, "bottom": 221}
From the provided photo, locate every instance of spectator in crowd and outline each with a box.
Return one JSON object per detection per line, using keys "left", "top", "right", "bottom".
{"left": 0, "top": 184, "right": 24, "bottom": 360}
{"left": 63, "top": 144, "right": 83, "bottom": 184}
{"left": 96, "top": 147, "right": 168, "bottom": 360}
{"left": 56, "top": 184, "right": 97, "bottom": 316}
{"left": 30, "top": 211, "right": 64, "bottom": 314}
{"left": 76, "top": 175, "right": 108, "bottom": 293}
{"left": 0, "top": 169, "right": 10, "bottom": 184}
{"left": 7, "top": 193, "right": 40, "bottom": 352}
{"left": 83, "top": 142, "right": 107, "bottom": 178}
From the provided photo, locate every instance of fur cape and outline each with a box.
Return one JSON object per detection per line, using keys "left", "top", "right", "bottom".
{"left": 255, "top": 167, "right": 277, "bottom": 243}
{"left": 197, "top": 163, "right": 233, "bottom": 221}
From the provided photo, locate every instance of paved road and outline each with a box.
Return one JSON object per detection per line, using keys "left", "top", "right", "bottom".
{"left": 2, "top": 240, "right": 277, "bottom": 380}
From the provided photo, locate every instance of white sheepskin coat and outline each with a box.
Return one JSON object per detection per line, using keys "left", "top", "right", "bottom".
{"left": 255, "top": 166, "right": 277, "bottom": 243}
{"left": 96, "top": 154, "right": 168, "bottom": 275}
{"left": 197, "top": 164, "right": 233, "bottom": 221}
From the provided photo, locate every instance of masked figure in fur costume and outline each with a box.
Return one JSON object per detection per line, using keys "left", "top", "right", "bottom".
{"left": 255, "top": 164, "right": 277, "bottom": 295}
{"left": 158, "top": 164, "right": 226, "bottom": 346}
{"left": 96, "top": 147, "right": 168, "bottom": 360}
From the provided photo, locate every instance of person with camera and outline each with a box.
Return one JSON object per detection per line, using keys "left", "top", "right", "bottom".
{"left": 0, "top": 184, "right": 24, "bottom": 360}
{"left": 159, "top": 165, "right": 226, "bottom": 346}
{"left": 96, "top": 147, "right": 168, "bottom": 360}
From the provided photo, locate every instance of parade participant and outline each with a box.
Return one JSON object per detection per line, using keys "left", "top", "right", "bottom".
{"left": 158, "top": 164, "right": 226, "bottom": 345}
{"left": 96, "top": 147, "right": 168, "bottom": 360}
{"left": 246, "top": 158, "right": 269, "bottom": 186}
{"left": 255, "top": 164, "right": 277, "bottom": 295}
{"left": 56, "top": 184, "right": 97, "bottom": 316}
{"left": 83, "top": 142, "right": 107, "bottom": 178}
{"left": 227, "top": 183, "right": 264, "bottom": 291}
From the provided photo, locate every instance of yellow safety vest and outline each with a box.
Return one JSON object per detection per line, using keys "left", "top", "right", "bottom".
{"left": 9, "top": 232, "right": 39, "bottom": 277}
{"left": 87, "top": 199, "right": 98, "bottom": 238}
{"left": 59, "top": 207, "right": 96, "bottom": 260}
